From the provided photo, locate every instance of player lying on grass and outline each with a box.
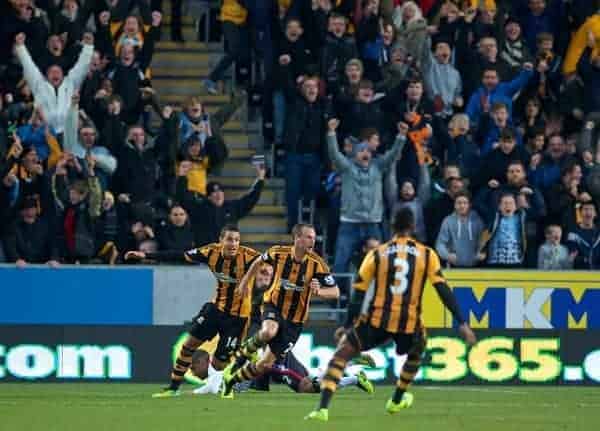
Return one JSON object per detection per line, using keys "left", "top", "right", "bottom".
{"left": 125, "top": 225, "right": 261, "bottom": 398}
{"left": 306, "top": 208, "right": 477, "bottom": 422}
{"left": 189, "top": 327, "right": 377, "bottom": 395}
{"left": 220, "top": 224, "right": 340, "bottom": 399}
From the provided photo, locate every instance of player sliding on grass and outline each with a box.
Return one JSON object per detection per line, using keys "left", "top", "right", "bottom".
{"left": 189, "top": 326, "right": 376, "bottom": 395}
{"left": 306, "top": 208, "right": 477, "bottom": 422}
{"left": 125, "top": 225, "right": 261, "bottom": 398}
{"left": 220, "top": 223, "right": 340, "bottom": 398}
{"left": 190, "top": 345, "right": 375, "bottom": 395}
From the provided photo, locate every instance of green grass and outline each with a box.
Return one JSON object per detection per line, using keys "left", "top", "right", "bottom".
{"left": 1, "top": 384, "right": 599, "bottom": 431}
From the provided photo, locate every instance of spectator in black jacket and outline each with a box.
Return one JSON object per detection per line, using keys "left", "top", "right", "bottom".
{"left": 577, "top": 37, "right": 600, "bottom": 116}
{"left": 176, "top": 164, "right": 266, "bottom": 246}
{"left": 320, "top": 12, "right": 358, "bottom": 96}
{"left": 283, "top": 76, "right": 326, "bottom": 230}
{"left": 273, "top": 17, "right": 314, "bottom": 146}
{"left": 53, "top": 154, "right": 102, "bottom": 263}
{"left": 107, "top": 12, "right": 160, "bottom": 125}
{"left": 3, "top": 196, "right": 60, "bottom": 268}
{"left": 472, "top": 128, "right": 530, "bottom": 190}
{"left": 157, "top": 205, "right": 195, "bottom": 252}
{"left": 340, "top": 79, "right": 386, "bottom": 140}
{"left": 112, "top": 125, "right": 161, "bottom": 206}
{"left": 567, "top": 200, "right": 600, "bottom": 269}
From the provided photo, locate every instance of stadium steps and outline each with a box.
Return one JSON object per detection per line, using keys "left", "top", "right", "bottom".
{"left": 152, "top": 23, "right": 287, "bottom": 251}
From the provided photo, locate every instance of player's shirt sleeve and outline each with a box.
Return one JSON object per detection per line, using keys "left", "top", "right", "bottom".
{"left": 184, "top": 245, "right": 212, "bottom": 264}
{"left": 352, "top": 250, "right": 377, "bottom": 293}
{"left": 427, "top": 249, "right": 447, "bottom": 285}
{"left": 313, "top": 260, "right": 337, "bottom": 288}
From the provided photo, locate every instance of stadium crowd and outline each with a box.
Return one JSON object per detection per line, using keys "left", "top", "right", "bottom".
{"left": 1, "top": 0, "right": 600, "bottom": 272}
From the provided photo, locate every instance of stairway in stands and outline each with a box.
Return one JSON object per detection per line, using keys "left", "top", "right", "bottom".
{"left": 151, "top": 13, "right": 288, "bottom": 252}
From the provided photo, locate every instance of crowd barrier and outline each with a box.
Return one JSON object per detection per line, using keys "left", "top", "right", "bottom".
{"left": 4, "top": 266, "right": 599, "bottom": 329}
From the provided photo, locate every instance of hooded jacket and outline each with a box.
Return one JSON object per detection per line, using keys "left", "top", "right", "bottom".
{"left": 15, "top": 43, "right": 93, "bottom": 134}
{"left": 567, "top": 225, "right": 600, "bottom": 269}
{"left": 63, "top": 104, "right": 118, "bottom": 188}
{"left": 436, "top": 210, "right": 485, "bottom": 267}
{"left": 421, "top": 38, "right": 462, "bottom": 118}
{"left": 327, "top": 132, "right": 406, "bottom": 224}
{"left": 479, "top": 209, "right": 528, "bottom": 265}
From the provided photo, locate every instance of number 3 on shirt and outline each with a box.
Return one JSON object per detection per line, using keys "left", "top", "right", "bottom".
{"left": 391, "top": 257, "right": 410, "bottom": 295}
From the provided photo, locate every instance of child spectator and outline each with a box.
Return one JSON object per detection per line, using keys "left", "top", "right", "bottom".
{"left": 538, "top": 224, "right": 573, "bottom": 269}
{"left": 480, "top": 193, "right": 528, "bottom": 268}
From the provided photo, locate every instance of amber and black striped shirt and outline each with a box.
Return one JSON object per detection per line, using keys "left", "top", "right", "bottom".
{"left": 261, "top": 246, "right": 336, "bottom": 324}
{"left": 353, "top": 236, "right": 446, "bottom": 334}
{"left": 184, "top": 244, "right": 260, "bottom": 318}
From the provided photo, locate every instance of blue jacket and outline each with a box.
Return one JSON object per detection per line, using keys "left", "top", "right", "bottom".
{"left": 17, "top": 124, "right": 55, "bottom": 161}
{"left": 481, "top": 123, "right": 523, "bottom": 156}
{"left": 466, "top": 69, "right": 533, "bottom": 127}
{"left": 528, "top": 155, "right": 566, "bottom": 191}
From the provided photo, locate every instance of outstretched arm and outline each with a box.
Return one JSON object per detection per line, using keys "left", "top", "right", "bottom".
{"left": 125, "top": 246, "right": 211, "bottom": 264}
{"left": 14, "top": 34, "right": 45, "bottom": 94}
{"left": 326, "top": 119, "right": 353, "bottom": 172}
{"left": 379, "top": 122, "right": 409, "bottom": 172}
{"left": 66, "top": 35, "right": 95, "bottom": 89}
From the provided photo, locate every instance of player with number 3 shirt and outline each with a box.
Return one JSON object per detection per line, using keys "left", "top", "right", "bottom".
{"left": 306, "top": 208, "right": 477, "bottom": 422}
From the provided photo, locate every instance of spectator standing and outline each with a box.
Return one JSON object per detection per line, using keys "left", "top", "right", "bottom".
{"left": 480, "top": 192, "right": 529, "bottom": 268}
{"left": 567, "top": 201, "right": 600, "bottom": 269}
{"left": 327, "top": 118, "right": 408, "bottom": 293}
{"left": 538, "top": 224, "right": 573, "bottom": 269}
{"left": 436, "top": 192, "right": 485, "bottom": 268}
{"left": 176, "top": 164, "right": 265, "bottom": 246}
{"left": 203, "top": 0, "right": 249, "bottom": 94}
{"left": 282, "top": 76, "right": 326, "bottom": 231}
{"left": 14, "top": 31, "right": 94, "bottom": 135}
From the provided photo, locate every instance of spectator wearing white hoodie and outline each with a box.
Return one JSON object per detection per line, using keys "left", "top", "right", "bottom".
{"left": 436, "top": 192, "right": 485, "bottom": 268}
{"left": 14, "top": 32, "right": 94, "bottom": 135}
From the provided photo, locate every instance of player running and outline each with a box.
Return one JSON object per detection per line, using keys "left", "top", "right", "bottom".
{"left": 125, "top": 225, "right": 261, "bottom": 398}
{"left": 220, "top": 223, "right": 340, "bottom": 398}
{"left": 305, "top": 208, "right": 477, "bottom": 421}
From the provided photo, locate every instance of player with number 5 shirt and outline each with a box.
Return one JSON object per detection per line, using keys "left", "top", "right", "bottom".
{"left": 306, "top": 208, "right": 477, "bottom": 422}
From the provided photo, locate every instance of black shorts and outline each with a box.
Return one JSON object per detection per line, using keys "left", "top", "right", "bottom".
{"left": 262, "top": 303, "right": 303, "bottom": 359}
{"left": 348, "top": 320, "right": 426, "bottom": 356}
{"left": 189, "top": 303, "right": 248, "bottom": 362}
{"left": 253, "top": 351, "right": 311, "bottom": 392}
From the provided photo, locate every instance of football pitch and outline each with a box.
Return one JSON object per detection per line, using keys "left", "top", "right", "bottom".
{"left": 2, "top": 384, "right": 599, "bottom": 431}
